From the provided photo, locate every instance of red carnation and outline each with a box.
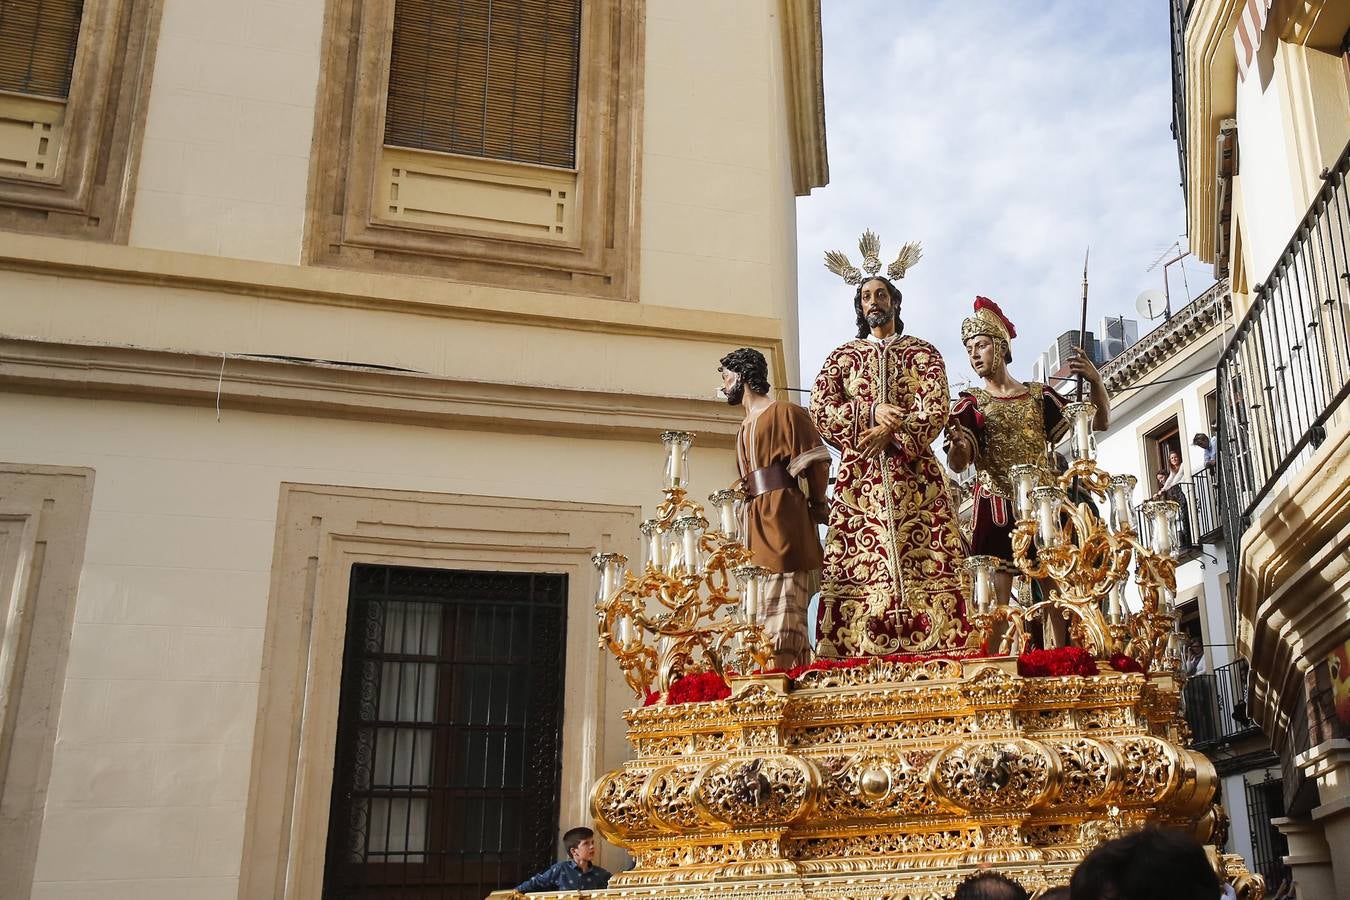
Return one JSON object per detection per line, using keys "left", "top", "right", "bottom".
{"left": 973, "top": 296, "right": 1017, "bottom": 339}
{"left": 1017, "top": 646, "right": 1099, "bottom": 677}
{"left": 1108, "top": 653, "right": 1145, "bottom": 674}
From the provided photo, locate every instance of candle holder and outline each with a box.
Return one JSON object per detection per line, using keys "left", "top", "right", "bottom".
{"left": 640, "top": 519, "right": 664, "bottom": 571}
{"left": 1031, "top": 485, "right": 1065, "bottom": 548}
{"left": 1108, "top": 474, "right": 1137, "bottom": 533}
{"left": 594, "top": 435, "right": 773, "bottom": 699}
{"left": 1063, "top": 401, "right": 1097, "bottom": 462}
{"left": 708, "top": 488, "right": 744, "bottom": 542}
{"left": 963, "top": 555, "right": 998, "bottom": 615}
{"left": 1008, "top": 463, "right": 1040, "bottom": 520}
{"left": 1141, "top": 499, "right": 1179, "bottom": 557}
{"left": 733, "top": 564, "right": 767, "bottom": 625}
{"left": 999, "top": 405, "right": 1183, "bottom": 671}
{"left": 661, "top": 431, "right": 694, "bottom": 490}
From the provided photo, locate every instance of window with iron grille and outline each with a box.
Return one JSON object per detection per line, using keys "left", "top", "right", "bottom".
{"left": 0, "top": 0, "right": 84, "bottom": 99}
{"left": 1245, "top": 777, "right": 1289, "bottom": 881}
{"left": 384, "top": 0, "right": 582, "bottom": 168}
{"left": 324, "top": 564, "right": 568, "bottom": 900}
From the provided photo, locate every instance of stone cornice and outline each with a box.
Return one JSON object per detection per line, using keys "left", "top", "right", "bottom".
{"left": 779, "top": 0, "right": 828, "bottom": 196}
{"left": 1182, "top": 0, "right": 1243, "bottom": 263}
{"left": 1237, "top": 417, "right": 1350, "bottom": 756}
{"left": 1100, "top": 281, "right": 1231, "bottom": 395}
{"left": 0, "top": 336, "right": 744, "bottom": 446}
{"left": 0, "top": 232, "right": 784, "bottom": 345}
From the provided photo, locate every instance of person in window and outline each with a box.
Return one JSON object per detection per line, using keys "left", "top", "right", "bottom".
{"left": 513, "top": 826, "right": 612, "bottom": 894}
{"left": 1192, "top": 432, "right": 1217, "bottom": 470}
{"left": 1154, "top": 450, "right": 1191, "bottom": 548}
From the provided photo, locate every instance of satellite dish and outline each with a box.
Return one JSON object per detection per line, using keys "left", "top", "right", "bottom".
{"left": 1135, "top": 289, "right": 1167, "bottom": 320}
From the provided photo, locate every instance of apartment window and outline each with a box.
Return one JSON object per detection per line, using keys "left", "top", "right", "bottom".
{"left": 307, "top": 0, "right": 641, "bottom": 299}
{"left": 384, "top": 0, "right": 581, "bottom": 168}
{"left": 324, "top": 564, "right": 567, "bottom": 900}
{"left": 0, "top": 0, "right": 160, "bottom": 241}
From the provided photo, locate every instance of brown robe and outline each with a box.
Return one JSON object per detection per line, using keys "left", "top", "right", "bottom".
{"left": 735, "top": 400, "right": 829, "bottom": 574}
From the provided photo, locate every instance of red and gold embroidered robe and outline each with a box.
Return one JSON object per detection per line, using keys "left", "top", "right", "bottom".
{"left": 810, "top": 335, "right": 975, "bottom": 656}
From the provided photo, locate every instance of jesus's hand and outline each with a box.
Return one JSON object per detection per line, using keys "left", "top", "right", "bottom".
{"left": 860, "top": 424, "right": 892, "bottom": 456}
{"left": 874, "top": 403, "right": 904, "bottom": 431}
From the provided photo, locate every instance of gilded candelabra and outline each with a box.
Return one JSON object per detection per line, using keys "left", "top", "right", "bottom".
{"left": 594, "top": 431, "right": 774, "bottom": 700}
{"left": 964, "top": 401, "right": 1187, "bottom": 671}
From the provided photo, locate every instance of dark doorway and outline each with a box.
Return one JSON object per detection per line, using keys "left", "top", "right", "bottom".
{"left": 323, "top": 564, "right": 568, "bottom": 900}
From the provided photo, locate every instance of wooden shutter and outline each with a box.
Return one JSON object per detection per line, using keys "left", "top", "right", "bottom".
{"left": 384, "top": 0, "right": 582, "bottom": 169}
{"left": 0, "top": 0, "right": 85, "bottom": 99}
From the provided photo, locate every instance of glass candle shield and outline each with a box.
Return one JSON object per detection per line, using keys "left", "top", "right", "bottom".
{"left": 1031, "top": 485, "right": 1065, "bottom": 547}
{"left": 661, "top": 431, "right": 694, "bottom": 490}
{"left": 1105, "top": 578, "right": 1127, "bottom": 626}
{"left": 964, "top": 555, "right": 998, "bottom": 614}
{"left": 640, "top": 519, "right": 664, "bottom": 570}
{"left": 1063, "top": 401, "right": 1097, "bottom": 462}
{"left": 672, "top": 516, "right": 707, "bottom": 575}
{"left": 591, "top": 552, "right": 628, "bottom": 606}
{"left": 1009, "top": 464, "right": 1039, "bottom": 521}
{"left": 733, "top": 564, "right": 766, "bottom": 624}
{"left": 1142, "top": 500, "right": 1178, "bottom": 556}
{"left": 708, "top": 489, "right": 744, "bottom": 541}
{"left": 1109, "top": 474, "right": 1137, "bottom": 532}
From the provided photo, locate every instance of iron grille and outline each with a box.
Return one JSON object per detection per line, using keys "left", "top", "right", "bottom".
{"left": 0, "top": 0, "right": 85, "bottom": 99}
{"left": 324, "top": 564, "right": 568, "bottom": 900}
{"left": 1183, "top": 660, "right": 1258, "bottom": 749}
{"left": 1216, "top": 137, "right": 1350, "bottom": 584}
{"left": 1244, "top": 777, "right": 1289, "bottom": 883}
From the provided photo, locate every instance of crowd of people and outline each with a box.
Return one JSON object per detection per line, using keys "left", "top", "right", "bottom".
{"left": 511, "top": 825, "right": 1259, "bottom": 898}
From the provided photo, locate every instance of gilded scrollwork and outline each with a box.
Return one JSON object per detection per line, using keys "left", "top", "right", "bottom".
{"left": 1048, "top": 739, "right": 1120, "bottom": 808}
{"left": 931, "top": 739, "right": 1057, "bottom": 813}
{"left": 643, "top": 765, "right": 705, "bottom": 832}
{"left": 694, "top": 755, "right": 815, "bottom": 826}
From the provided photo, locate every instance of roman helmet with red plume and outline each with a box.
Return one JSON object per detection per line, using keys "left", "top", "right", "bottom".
{"left": 961, "top": 296, "right": 1017, "bottom": 362}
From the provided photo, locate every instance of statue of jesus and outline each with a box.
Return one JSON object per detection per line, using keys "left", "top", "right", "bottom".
{"left": 810, "top": 232, "right": 976, "bottom": 657}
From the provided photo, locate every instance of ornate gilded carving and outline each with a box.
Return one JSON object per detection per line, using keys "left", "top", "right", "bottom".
{"left": 694, "top": 756, "right": 816, "bottom": 827}
{"left": 931, "top": 739, "right": 1057, "bottom": 813}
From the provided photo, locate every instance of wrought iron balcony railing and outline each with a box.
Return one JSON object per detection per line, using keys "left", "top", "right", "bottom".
{"left": 1183, "top": 659, "right": 1259, "bottom": 749}
{"left": 1216, "top": 138, "right": 1350, "bottom": 575}
{"left": 1131, "top": 474, "right": 1222, "bottom": 554}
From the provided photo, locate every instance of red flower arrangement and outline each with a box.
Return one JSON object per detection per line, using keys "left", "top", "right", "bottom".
{"left": 1017, "top": 646, "right": 1099, "bottom": 677}
{"left": 1107, "top": 653, "right": 1145, "bottom": 674}
{"left": 644, "top": 670, "right": 732, "bottom": 707}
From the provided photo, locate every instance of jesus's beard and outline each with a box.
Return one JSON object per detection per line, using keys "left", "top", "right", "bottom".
{"left": 721, "top": 380, "right": 744, "bottom": 405}
{"left": 866, "top": 309, "right": 893, "bottom": 329}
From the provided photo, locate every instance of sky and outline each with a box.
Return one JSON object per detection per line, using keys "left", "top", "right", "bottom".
{"left": 793, "top": 1, "right": 1215, "bottom": 393}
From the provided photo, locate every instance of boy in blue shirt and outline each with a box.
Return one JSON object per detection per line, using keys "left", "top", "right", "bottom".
{"left": 514, "top": 826, "right": 612, "bottom": 894}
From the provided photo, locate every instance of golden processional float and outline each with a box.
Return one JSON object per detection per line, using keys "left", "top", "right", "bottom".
{"left": 501, "top": 405, "right": 1265, "bottom": 899}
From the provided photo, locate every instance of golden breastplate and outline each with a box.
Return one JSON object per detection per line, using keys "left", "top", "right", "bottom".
{"left": 972, "top": 386, "right": 1050, "bottom": 498}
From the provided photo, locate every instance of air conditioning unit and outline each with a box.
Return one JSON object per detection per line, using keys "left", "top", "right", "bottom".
{"left": 1097, "top": 316, "right": 1139, "bottom": 362}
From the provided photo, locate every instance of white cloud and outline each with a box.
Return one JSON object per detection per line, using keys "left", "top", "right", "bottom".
{"left": 794, "top": 0, "right": 1214, "bottom": 392}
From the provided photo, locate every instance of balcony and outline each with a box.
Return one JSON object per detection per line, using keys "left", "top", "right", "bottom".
{"left": 1131, "top": 473, "right": 1223, "bottom": 556}
{"left": 1216, "top": 138, "right": 1350, "bottom": 577}
{"left": 1183, "top": 660, "right": 1260, "bottom": 750}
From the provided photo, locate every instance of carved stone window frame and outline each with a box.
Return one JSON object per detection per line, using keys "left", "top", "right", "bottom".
{"left": 0, "top": 0, "right": 163, "bottom": 242}
{"left": 236, "top": 484, "right": 639, "bottom": 900}
{"left": 305, "top": 0, "right": 644, "bottom": 301}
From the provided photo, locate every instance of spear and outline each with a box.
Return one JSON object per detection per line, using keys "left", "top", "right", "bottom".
{"left": 1077, "top": 248, "right": 1090, "bottom": 402}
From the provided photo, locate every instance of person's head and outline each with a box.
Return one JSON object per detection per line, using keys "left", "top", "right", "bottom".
{"left": 1192, "top": 433, "right": 1211, "bottom": 450}
{"left": 563, "top": 827, "right": 596, "bottom": 866}
{"left": 965, "top": 334, "right": 1009, "bottom": 379}
{"left": 1156, "top": 470, "right": 1168, "bottom": 486}
{"left": 717, "top": 348, "right": 770, "bottom": 406}
{"left": 853, "top": 277, "right": 904, "bottom": 339}
{"left": 1168, "top": 450, "right": 1182, "bottom": 470}
{"left": 1069, "top": 828, "right": 1219, "bottom": 900}
{"left": 1038, "top": 889, "right": 1071, "bottom": 900}
{"left": 954, "top": 871, "right": 1030, "bottom": 900}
